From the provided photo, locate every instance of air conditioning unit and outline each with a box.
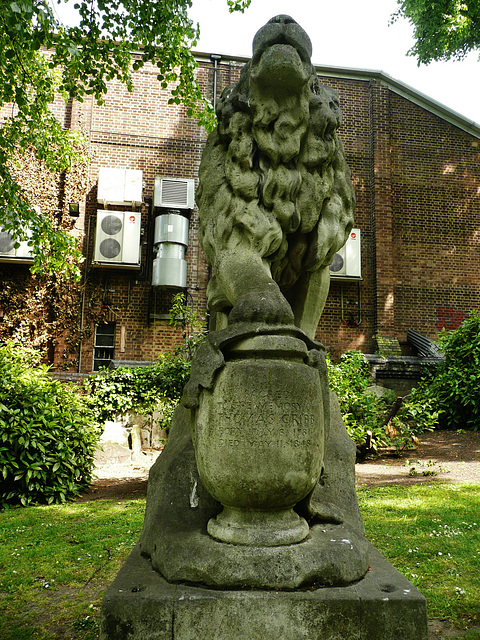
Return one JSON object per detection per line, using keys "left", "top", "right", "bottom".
{"left": 97, "top": 168, "right": 143, "bottom": 205}
{"left": 0, "top": 225, "right": 34, "bottom": 264}
{"left": 93, "top": 210, "right": 141, "bottom": 268}
{"left": 154, "top": 177, "right": 195, "bottom": 210}
{"left": 329, "top": 228, "right": 361, "bottom": 280}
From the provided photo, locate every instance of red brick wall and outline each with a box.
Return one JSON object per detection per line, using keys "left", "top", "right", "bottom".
{"left": 318, "top": 77, "right": 378, "bottom": 357}
{"left": 389, "top": 96, "right": 480, "bottom": 341}
{"left": 318, "top": 77, "right": 480, "bottom": 358}
{"left": 2, "top": 55, "right": 479, "bottom": 369}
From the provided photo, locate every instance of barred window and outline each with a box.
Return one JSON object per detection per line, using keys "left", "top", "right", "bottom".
{"left": 93, "top": 323, "right": 115, "bottom": 371}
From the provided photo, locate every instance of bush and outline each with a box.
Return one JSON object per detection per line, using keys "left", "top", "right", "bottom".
{"left": 85, "top": 292, "right": 205, "bottom": 437}
{"left": 0, "top": 342, "right": 100, "bottom": 507}
{"left": 84, "top": 355, "right": 191, "bottom": 431}
{"left": 388, "top": 386, "right": 440, "bottom": 447}
{"left": 328, "top": 350, "right": 441, "bottom": 453}
{"left": 406, "top": 311, "right": 480, "bottom": 431}
{"left": 327, "top": 350, "right": 397, "bottom": 451}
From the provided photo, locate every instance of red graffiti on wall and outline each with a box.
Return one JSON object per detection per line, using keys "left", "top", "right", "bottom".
{"left": 435, "top": 307, "right": 468, "bottom": 331}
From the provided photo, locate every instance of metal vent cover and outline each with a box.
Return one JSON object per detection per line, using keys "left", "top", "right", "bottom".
{"left": 154, "top": 177, "right": 195, "bottom": 209}
{"left": 162, "top": 180, "right": 188, "bottom": 206}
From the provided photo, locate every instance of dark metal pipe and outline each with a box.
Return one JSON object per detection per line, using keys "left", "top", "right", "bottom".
{"left": 211, "top": 54, "right": 222, "bottom": 111}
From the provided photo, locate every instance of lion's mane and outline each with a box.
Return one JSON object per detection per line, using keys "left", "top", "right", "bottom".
{"left": 197, "top": 31, "right": 355, "bottom": 309}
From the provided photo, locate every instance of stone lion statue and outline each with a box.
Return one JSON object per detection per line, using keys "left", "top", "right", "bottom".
{"left": 197, "top": 15, "right": 355, "bottom": 339}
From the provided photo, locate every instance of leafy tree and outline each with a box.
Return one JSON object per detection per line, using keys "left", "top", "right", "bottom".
{"left": 393, "top": 0, "right": 480, "bottom": 63}
{"left": 0, "top": 0, "right": 250, "bottom": 277}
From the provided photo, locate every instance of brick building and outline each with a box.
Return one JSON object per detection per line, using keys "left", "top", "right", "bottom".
{"left": 1, "top": 53, "right": 479, "bottom": 371}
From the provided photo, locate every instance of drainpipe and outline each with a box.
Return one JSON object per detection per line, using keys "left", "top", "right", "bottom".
{"left": 78, "top": 215, "right": 92, "bottom": 373}
{"left": 210, "top": 54, "right": 222, "bottom": 111}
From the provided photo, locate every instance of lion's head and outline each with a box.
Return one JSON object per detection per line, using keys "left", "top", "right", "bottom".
{"left": 197, "top": 15, "right": 355, "bottom": 331}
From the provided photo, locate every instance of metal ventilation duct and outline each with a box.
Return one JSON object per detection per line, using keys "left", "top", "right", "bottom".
{"left": 152, "top": 213, "right": 189, "bottom": 288}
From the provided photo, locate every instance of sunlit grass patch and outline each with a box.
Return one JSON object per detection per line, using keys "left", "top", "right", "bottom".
{"left": 0, "top": 499, "right": 146, "bottom": 640}
{"left": 1, "top": 485, "right": 479, "bottom": 638}
{"left": 358, "top": 483, "right": 480, "bottom": 627}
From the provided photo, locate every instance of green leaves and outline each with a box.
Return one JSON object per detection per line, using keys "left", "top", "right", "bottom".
{"left": 0, "top": 0, "right": 229, "bottom": 276}
{"left": 389, "top": 310, "right": 480, "bottom": 437}
{"left": 393, "top": 0, "right": 480, "bottom": 63}
{"left": 0, "top": 341, "right": 100, "bottom": 508}
{"left": 226, "top": 0, "right": 251, "bottom": 12}
{"left": 328, "top": 350, "right": 397, "bottom": 451}
{"left": 84, "top": 294, "right": 205, "bottom": 428}
{"left": 85, "top": 357, "right": 191, "bottom": 425}
{"left": 426, "top": 311, "right": 480, "bottom": 430}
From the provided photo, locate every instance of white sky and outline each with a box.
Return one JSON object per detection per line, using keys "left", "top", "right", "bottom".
{"left": 52, "top": 0, "right": 480, "bottom": 125}
{"left": 188, "top": 0, "right": 480, "bottom": 125}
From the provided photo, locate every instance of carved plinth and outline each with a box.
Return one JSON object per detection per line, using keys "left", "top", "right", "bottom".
{"left": 100, "top": 544, "right": 428, "bottom": 640}
{"left": 138, "top": 324, "right": 370, "bottom": 589}
{"left": 193, "top": 332, "right": 324, "bottom": 546}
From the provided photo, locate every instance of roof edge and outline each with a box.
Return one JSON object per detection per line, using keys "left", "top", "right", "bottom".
{"left": 193, "top": 51, "right": 480, "bottom": 139}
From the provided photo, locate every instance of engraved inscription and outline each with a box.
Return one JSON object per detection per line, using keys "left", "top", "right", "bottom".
{"left": 212, "top": 396, "right": 320, "bottom": 449}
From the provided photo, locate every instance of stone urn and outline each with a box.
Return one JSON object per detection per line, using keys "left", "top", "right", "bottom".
{"left": 192, "top": 331, "right": 325, "bottom": 546}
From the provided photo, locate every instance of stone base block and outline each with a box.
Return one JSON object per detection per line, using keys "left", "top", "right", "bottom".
{"left": 100, "top": 544, "right": 428, "bottom": 640}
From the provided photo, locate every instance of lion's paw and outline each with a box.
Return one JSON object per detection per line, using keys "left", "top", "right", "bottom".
{"left": 229, "top": 288, "right": 294, "bottom": 326}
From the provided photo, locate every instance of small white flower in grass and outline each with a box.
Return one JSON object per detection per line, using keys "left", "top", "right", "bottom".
{"left": 455, "top": 587, "right": 465, "bottom": 596}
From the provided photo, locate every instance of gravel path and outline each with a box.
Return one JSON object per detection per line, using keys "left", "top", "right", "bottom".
{"left": 88, "top": 429, "right": 480, "bottom": 493}
{"left": 356, "top": 429, "right": 480, "bottom": 487}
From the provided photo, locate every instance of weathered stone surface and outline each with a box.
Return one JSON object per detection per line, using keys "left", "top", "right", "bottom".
{"left": 194, "top": 331, "right": 325, "bottom": 546}
{"left": 102, "top": 14, "right": 428, "bottom": 638}
{"left": 100, "top": 544, "right": 428, "bottom": 640}
{"left": 196, "top": 15, "right": 355, "bottom": 338}
{"left": 139, "top": 360, "right": 370, "bottom": 589}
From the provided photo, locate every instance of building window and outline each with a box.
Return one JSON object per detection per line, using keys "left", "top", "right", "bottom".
{"left": 94, "top": 323, "right": 115, "bottom": 371}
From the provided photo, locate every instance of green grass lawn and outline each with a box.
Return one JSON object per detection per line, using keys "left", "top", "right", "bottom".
{"left": 0, "top": 484, "right": 479, "bottom": 639}
{"left": 0, "top": 498, "right": 145, "bottom": 640}
{"left": 358, "top": 483, "right": 480, "bottom": 634}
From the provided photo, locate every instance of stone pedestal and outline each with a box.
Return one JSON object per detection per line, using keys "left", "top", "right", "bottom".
{"left": 100, "top": 13, "right": 429, "bottom": 638}
{"left": 100, "top": 324, "right": 428, "bottom": 637}
{"left": 138, "top": 325, "right": 371, "bottom": 590}
{"left": 100, "top": 544, "right": 428, "bottom": 640}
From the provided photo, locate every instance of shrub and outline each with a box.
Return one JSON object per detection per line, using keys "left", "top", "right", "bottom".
{"left": 168, "top": 291, "right": 207, "bottom": 360}
{"left": 0, "top": 341, "right": 99, "bottom": 507}
{"left": 327, "top": 350, "right": 397, "bottom": 451}
{"left": 405, "top": 311, "right": 480, "bottom": 431}
{"left": 388, "top": 386, "right": 440, "bottom": 448}
{"left": 328, "top": 350, "right": 442, "bottom": 453}
{"left": 85, "top": 293, "right": 206, "bottom": 438}
{"left": 84, "top": 355, "right": 191, "bottom": 428}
